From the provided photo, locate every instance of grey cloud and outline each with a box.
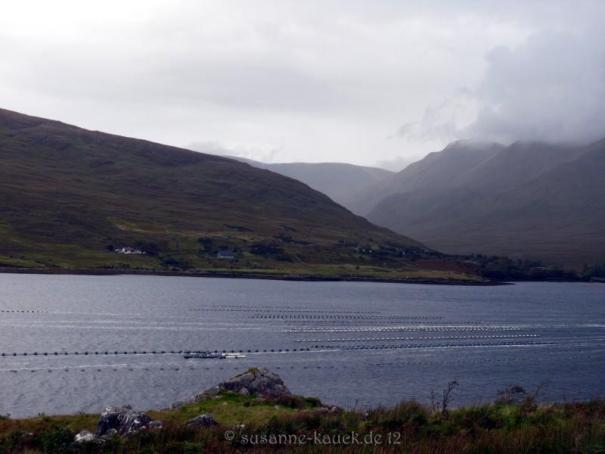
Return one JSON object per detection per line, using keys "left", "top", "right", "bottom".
{"left": 188, "top": 141, "right": 280, "bottom": 163}
{"left": 466, "top": 28, "right": 605, "bottom": 143}
{"left": 392, "top": 91, "right": 477, "bottom": 143}
{"left": 374, "top": 155, "right": 419, "bottom": 172}
{"left": 3, "top": 39, "right": 341, "bottom": 113}
{"left": 396, "top": 24, "right": 605, "bottom": 146}
{"left": 2, "top": 1, "right": 604, "bottom": 165}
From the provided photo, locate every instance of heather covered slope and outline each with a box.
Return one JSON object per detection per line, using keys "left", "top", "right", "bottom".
{"left": 366, "top": 140, "right": 605, "bottom": 267}
{"left": 0, "top": 108, "right": 476, "bottom": 281}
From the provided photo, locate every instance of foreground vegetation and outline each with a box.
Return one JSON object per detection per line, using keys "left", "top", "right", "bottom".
{"left": 1, "top": 389, "right": 604, "bottom": 453}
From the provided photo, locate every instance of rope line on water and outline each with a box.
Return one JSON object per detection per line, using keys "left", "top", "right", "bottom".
{"left": 284, "top": 326, "right": 528, "bottom": 333}
{"left": 1, "top": 351, "right": 602, "bottom": 374}
{"left": 295, "top": 334, "right": 539, "bottom": 342}
{"left": 0, "top": 348, "right": 319, "bottom": 358}
{"left": 0, "top": 339, "right": 556, "bottom": 359}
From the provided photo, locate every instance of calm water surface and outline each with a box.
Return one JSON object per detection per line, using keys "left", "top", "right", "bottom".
{"left": 0, "top": 274, "right": 603, "bottom": 417}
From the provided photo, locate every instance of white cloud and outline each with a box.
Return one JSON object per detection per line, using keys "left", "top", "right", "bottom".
{"left": 188, "top": 141, "right": 281, "bottom": 163}
{"left": 0, "top": 1, "right": 602, "bottom": 166}
{"left": 466, "top": 27, "right": 605, "bottom": 143}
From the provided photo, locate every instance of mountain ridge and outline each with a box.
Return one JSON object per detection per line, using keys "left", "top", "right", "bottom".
{"left": 0, "top": 107, "right": 482, "bottom": 283}
{"left": 365, "top": 139, "right": 605, "bottom": 267}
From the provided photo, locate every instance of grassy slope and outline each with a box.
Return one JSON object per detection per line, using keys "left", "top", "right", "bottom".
{"left": 1, "top": 391, "right": 604, "bottom": 453}
{"left": 0, "top": 108, "right": 480, "bottom": 282}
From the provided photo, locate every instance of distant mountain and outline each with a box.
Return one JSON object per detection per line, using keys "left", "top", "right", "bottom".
{"left": 230, "top": 158, "right": 393, "bottom": 209}
{"left": 0, "top": 108, "right": 479, "bottom": 282}
{"left": 365, "top": 140, "right": 605, "bottom": 267}
{"left": 346, "top": 141, "right": 504, "bottom": 215}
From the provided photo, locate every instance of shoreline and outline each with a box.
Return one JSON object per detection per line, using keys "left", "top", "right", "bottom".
{"left": 0, "top": 266, "right": 506, "bottom": 286}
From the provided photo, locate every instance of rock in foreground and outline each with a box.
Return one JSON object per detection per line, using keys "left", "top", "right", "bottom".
{"left": 186, "top": 414, "right": 218, "bottom": 428}
{"left": 200, "top": 367, "right": 291, "bottom": 399}
{"left": 97, "top": 406, "right": 162, "bottom": 436}
{"left": 74, "top": 430, "right": 97, "bottom": 444}
{"left": 75, "top": 369, "right": 293, "bottom": 445}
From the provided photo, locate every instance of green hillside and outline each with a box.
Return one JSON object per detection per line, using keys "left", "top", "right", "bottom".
{"left": 0, "top": 108, "right": 478, "bottom": 282}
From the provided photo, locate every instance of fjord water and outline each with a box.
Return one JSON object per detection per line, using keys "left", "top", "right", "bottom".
{"left": 0, "top": 274, "right": 603, "bottom": 417}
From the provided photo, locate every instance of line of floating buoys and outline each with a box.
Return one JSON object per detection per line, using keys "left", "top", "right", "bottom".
{"left": 251, "top": 314, "right": 440, "bottom": 321}
{"left": 193, "top": 305, "right": 378, "bottom": 314}
{"left": 0, "top": 350, "right": 186, "bottom": 357}
{"left": 333, "top": 340, "right": 550, "bottom": 351}
{"left": 1, "top": 349, "right": 601, "bottom": 374}
{"left": 296, "top": 334, "right": 539, "bottom": 342}
{"left": 250, "top": 311, "right": 440, "bottom": 318}
{"left": 0, "top": 338, "right": 562, "bottom": 359}
{"left": 0, "top": 309, "right": 48, "bottom": 313}
{"left": 0, "top": 347, "right": 326, "bottom": 358}
{"left": 284, "top": 326, "right": 527, "bottom": 333}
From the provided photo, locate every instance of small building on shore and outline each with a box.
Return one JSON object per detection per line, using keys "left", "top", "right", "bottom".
{"left": 114, "top": 247, "right": 145, "bottom": 255}
{"left": 216, "top": 250, "right": 235, "bottom": 260}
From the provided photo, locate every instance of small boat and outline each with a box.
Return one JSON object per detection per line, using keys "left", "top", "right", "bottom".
{"left": 183, "top": 351, "right": 224, "bottom": 359}
{"left": 183, "top": 351, "right": 247, "bottom": 360}
{"left": 223, "top": 353, "right": 246, "bottom": 359}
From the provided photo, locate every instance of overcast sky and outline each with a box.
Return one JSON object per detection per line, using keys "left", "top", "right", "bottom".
{"left": 1, "top": 1, "right": 604, "bottom": 169}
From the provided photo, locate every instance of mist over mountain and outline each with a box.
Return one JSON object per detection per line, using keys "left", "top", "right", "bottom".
{"left": 229, "top": 157, "right": 393, "bottom": 209}
{"left": 363, "top": 140, "right": 605, "bottom": 268}
{"left": 344, "top": 141, "right": 504, "bottom": 215}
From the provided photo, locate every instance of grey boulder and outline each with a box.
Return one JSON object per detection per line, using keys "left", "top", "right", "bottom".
{"left": 74, "top": 430, "right": 97, "bottom": 444}
{"left": 201, "top": 368, "right": 291, "bottom": 399}
{"left": 186, "top": 413, "right": 218, "bottom": 428}
{"left": 97, "top": 405, "right": 162, "bottom": 436}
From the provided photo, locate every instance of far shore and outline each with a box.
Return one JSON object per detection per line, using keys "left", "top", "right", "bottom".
{"left": 0, "top": 266, "right": 508, "bottom": 286}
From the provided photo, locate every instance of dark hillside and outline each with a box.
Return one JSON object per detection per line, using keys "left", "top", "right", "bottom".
{"left": 0, "top": 108, "right": 477, "bottom": 282}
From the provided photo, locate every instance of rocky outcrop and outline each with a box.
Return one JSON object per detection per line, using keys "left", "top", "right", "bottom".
{"left": 74, "top": 430, "right": 97, "bottom": 444}
{"left": 75, "top": 368, "right": 298, "bottom": 444}
{"left": 74, "top": 406, "right": 162, "bottom": 444}
{"left": 199, "top": 368, "right": 291, "bottom": 400}
{"left": 186, "top": 413, "right": 218, "bottom": 428}
{"left": 97, "top": 405, "right": 162, "bottom": 436}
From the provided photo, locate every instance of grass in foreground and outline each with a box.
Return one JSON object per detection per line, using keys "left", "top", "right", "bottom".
{"left": 1, "top": 390, "right": 604, "bottom": 453}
